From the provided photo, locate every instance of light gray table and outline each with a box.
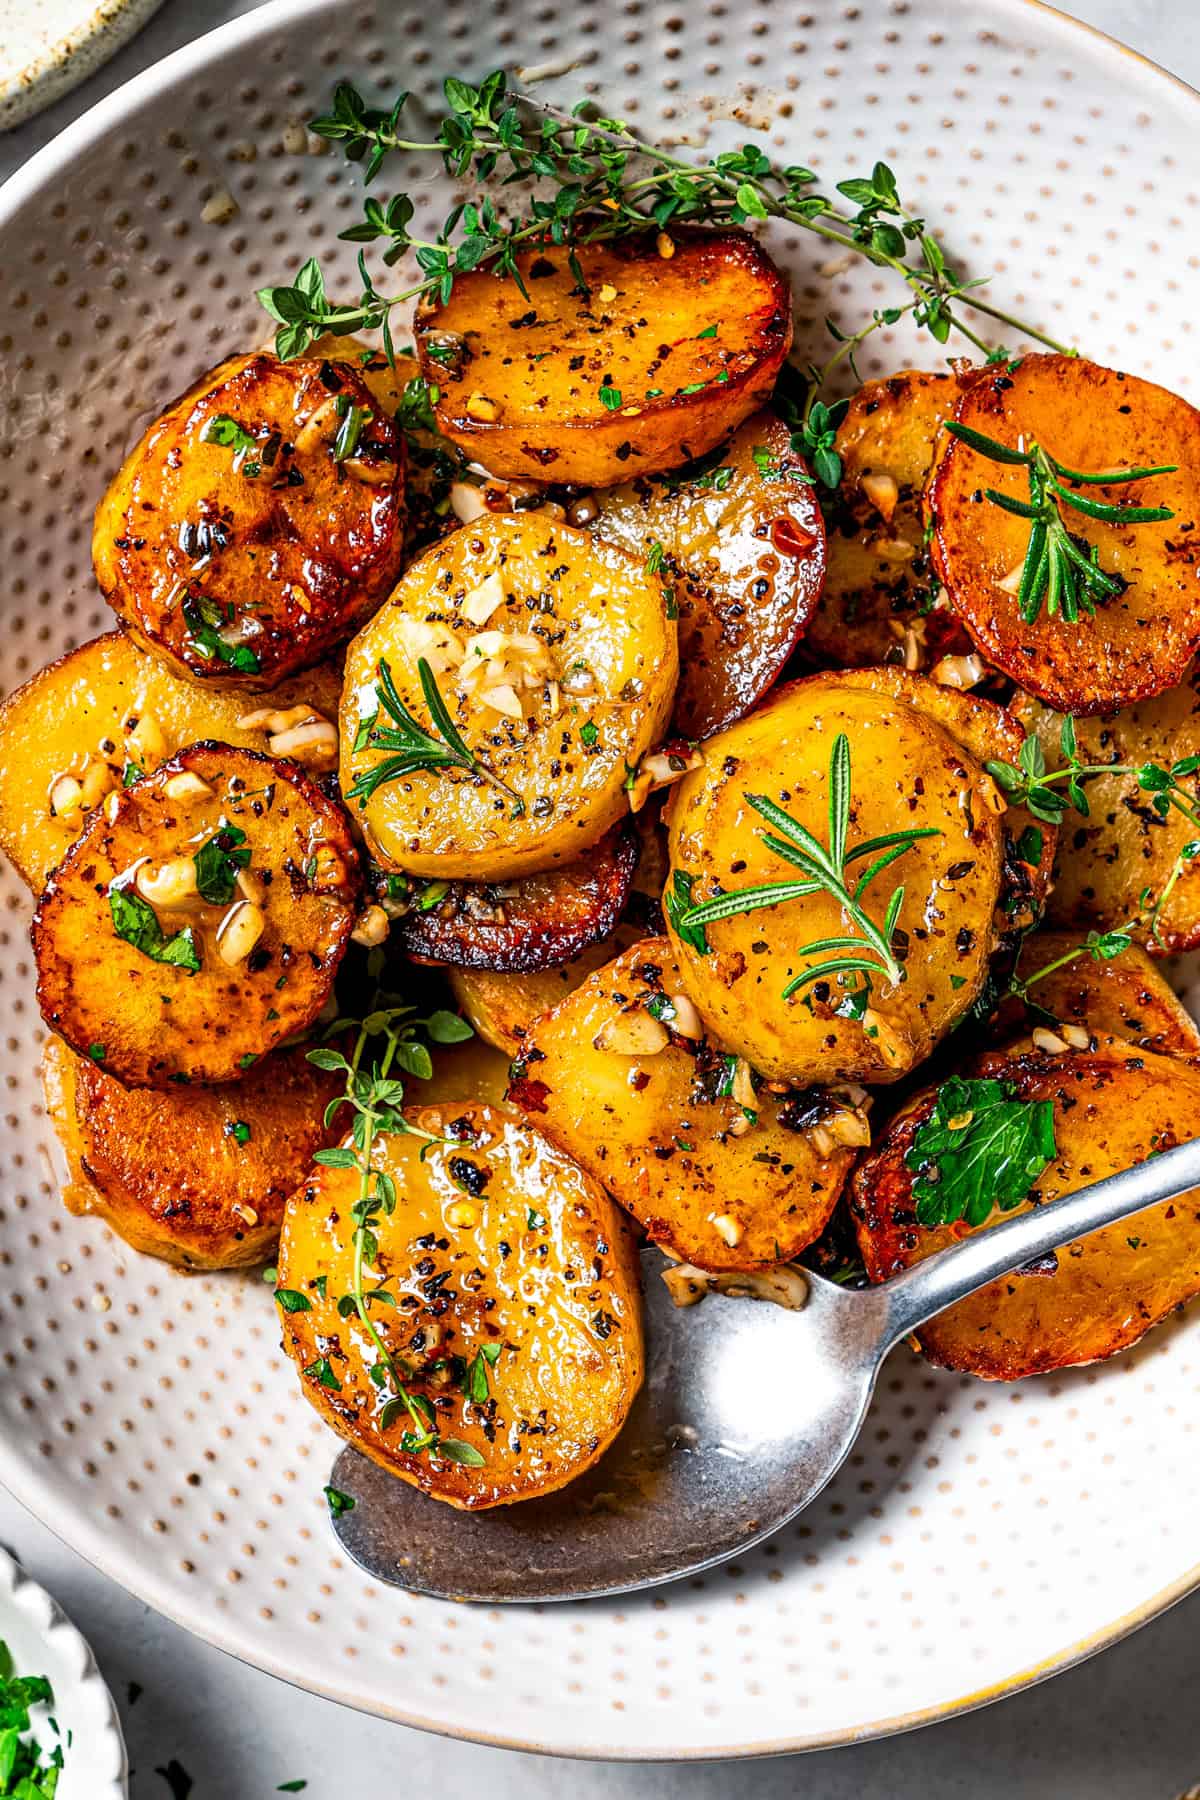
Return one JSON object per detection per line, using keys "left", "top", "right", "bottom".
{"left": 4, "top": 2, "right": 1200, "bottom": 1793}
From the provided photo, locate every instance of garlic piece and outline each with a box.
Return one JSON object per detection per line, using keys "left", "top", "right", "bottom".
{"left": 996, "top": 562, "right": 1026, "bottom": 596}
{"left": 450, "top": 481, "right": 488, "bottom": 525}
{"left": 478, "top": 683, "right": 525, "bottom": 722}
{"left": 48, "top": 775, "right": 84, "bottom": 819}
{"left": 164, "top": 772, "right": 214, "bottom": 802}
{"left": 459, "top": 571, "right": 507, "bottom": 628}
{"left": 1032, "top": 1026, "right": 1069, "bottom": 1055}
{"left": 1060, "top": 1022, "right": 1091, "bottom": 1050}
{"left": 666, "top": 992, "right": 704, "bottom": 1040}
{"left": 729, "top": 1058, "right": 757, "bottom": 1111}
{"left": 710, "top": 1213, "right": 744, "bottom": 1249}
{"left": 466, "top": 393, "right": 499, "bottom": 422}
{"left": 446, "top": 1200, "right": 479, "bottom": 1229}
{"left": 662, "top": 1260, "right": 809, "bottom": 1311}
{"left": 351, "top": 905, "right": 391, "bottom": 948}
{"left": 136, "top": 857, "right": 199, "bottom": 909}
{"left": 216, "top": 900, "right": 266, "bottom": 967}
{"left": 931, "top": 652, "right": 987, "bottom": 689}
{"left": 594, "top": 1009, "right": 670, "bottom": 1057}
{"left": 861, "top": 471, "right": 900, "bottom": 521}
{"left": 267, "top": 718, "right": 339, "bottom": 766}
{"left": 625, "top": 743, "right": 704, "bottom": 813}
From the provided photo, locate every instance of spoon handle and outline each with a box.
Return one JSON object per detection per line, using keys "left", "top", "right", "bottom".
{"left": 873, "top": 1133, "right": 1200, "bottom": 1351}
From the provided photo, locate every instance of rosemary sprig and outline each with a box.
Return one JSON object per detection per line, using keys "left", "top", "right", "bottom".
{"left": 944, "top": 422, "right": 1176, "bottom": 625}
{"left": 258, "top": 72, "right": 1074, "bottom": 368}
{"left": 677, "top": 732, "right": 940, "bottom": 1004}
{"left": 348, "top": 654, "right": 524, "bottom": 817}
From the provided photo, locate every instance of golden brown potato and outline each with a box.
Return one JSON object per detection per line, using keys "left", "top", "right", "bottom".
{"left": 93, "top": 351, "right": 405, "bottom": 689}
{"left": 417, "top": 1035, "right": 514, "bottom": 1108}
{"left": 340, "top": 512, "right": 677, "bottom": 879}
{"left": 450, "top": 918, "right": 648, "bottom": 1057}
{"left": 806, "top": 369, "right": 973, "bottom": 670}
{"left": 512, "top": 939, "right": 860, "bottom": 1271}
{"left": 930, "top": 355, "right": 1200, "bottom": 714}
{"left": 0, "top": 632, "right": 342, "bottom": 892}
{"left": 277, "top": 1101, "right": 644, "bottom": 1508}
{"left": 851, "top": 1043, "right": 1200, "bottom": 1378}
{"left": 415, "top": 228, "right": 792, "bottom": 486}
{"left": 34, "top": 742, "right": 360, "bottom": 1088}
{"left": 391, "top": 821, "right": 637, "bottom": 971}
{"left": 989, "top": 931, "right": 1200, "bottom": 1056}
{"left": 42, "top": 1033, "right": 342, "bottom": 1269}
{"left": 664, "top": 674, "right": 1007, "bottom": 1084}
{"left": 591, "top": 410, "right": 825, "bottom": 738}
{"left": 1012, "top": 676, "right": 1200, "bottom": 954}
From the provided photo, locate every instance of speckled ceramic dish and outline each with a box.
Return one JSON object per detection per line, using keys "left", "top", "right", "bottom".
{"left": 0, "top": 0, "right": 1199, "bottom": 1762}
{"left": 0, "top": 0, "right": 163, "bottom": 131}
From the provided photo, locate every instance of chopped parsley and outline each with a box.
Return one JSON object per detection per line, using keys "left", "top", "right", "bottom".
{"left": 181, "top": 593, "right": 261, "bottom": 676}
{"left": 905, "top": 1076, "right": 1057, "bottom": 1229}
{"left": 200, "top": 413, "right": 258, "bottom": 458}
{"left": 579, "top": 719, "right": 599, "bottom": 747}
{"left": 598, "top": 383, "right": 622, "bottom": 411}
{"left": 193, "top": 823, "right": 251, "bottom": 904}
{"left": 323, "top": 1486, "right": 355, "bottom": 1518}
{"left": 108, "top": 881, "right": 200, "bottom": 973}
{"left": 226, "top": 1119, "right": 252, "bottom": 1145}
{"left": 0, "top": 1637, "right": 61, "bottom": 1797}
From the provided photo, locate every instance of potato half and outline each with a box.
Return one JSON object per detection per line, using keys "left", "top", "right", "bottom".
{"left": 513, "top": 938, "right": 859, "bottom": 1271}
{"left": 0, "top": 632, "right": 341, "bottom": 892}
{"left": 851, "top": 1043, "right": 1200, "bottom": 1378}
{"left": 1012, "top": 675, "right": 1200, "bottom": 954}
{"left": 664, "top": 674, "right": 1007, "bottom": 1083}
{"left": 391, "top": 821, "right": 637, "bottom": 972}
{"left": 592, "top": 410, "right": 825, "bottom": 738}
{"left": 93, "top": 352, "right": 405, "bottom": 689}
{"left": 450, "top": 918, "right": 648, "bottom": 1057}
{"left": 807, "top": 368, "right": 973, "bottom": 670}
{"left": 33, "top": 742, "right": 360, "bottom": 1088}
{"left": 989, "top": 931, "right": 1200, "bottom": 1057}
{"left": 42, "top": 1033, "right": 342, "bottom": 1269}
{"left": 415, "top": 228, "right": 792, "bottom": 486}
{"left": 277, "top": 1101, "right": 644, "bottom": 1508}
{"left": 930, "top": 354, "right": 1200, "bottom": 714}
{"left": 340, "top": 512, "right": 677, "bottom": 879}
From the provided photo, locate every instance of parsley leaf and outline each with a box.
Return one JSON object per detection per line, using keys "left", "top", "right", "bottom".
{"left": 664, "top": 868, "right": 709, "bottom": 955}
{"left": 193, "top": 823, "right": 251, "bottom": 904}
{"left": 182, "top": 593, "right": 261, "bottom": 676}
{"left": 200, "top": 413, "right": 258, "bottom": 456}
{"left": 905, "top": 1076, "right": 1057, "bottom": 1229}
{"left": 108, "top": 882, "right": 200, "bottom": 973}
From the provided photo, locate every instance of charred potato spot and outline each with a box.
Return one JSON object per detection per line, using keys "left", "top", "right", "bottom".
{"left": 930, "top": 354, "right": 1200, "bottom": 714}
{"left": 514, "top": 938, "right": 859, "bottom": 1272}
{"left": 391, "top": 821, "right": 638, "bottom": 971}
{"left": 340, "top": 511, "right": 677, "bottom": 880}
{"left": 592, "top": 410, "right": 825, "bottom": 738}
{"left": 989, "top": 931, "right": 1200, "bottom": 1057}
{"left": 415, "top": 228, "right": 792, "bottom": 487}
{"left": 277, "top": 1102, "right": 644, "bottom": 1508}
{"left": 42, "top": 1033, "right": 343, "bottom": 1270}
{"left": 0, "top": 632, "right": 342, "bottom": 892}
{"left": 851, "top": 1045, "right": 1200, "bottom": 1378}
{"left": 1013, "top": 676, "right": 1200, "bottom": 954}
{"left": 33, "top": 741, "right": 360, "bottom": 1088}
{"left": 450, "top": 918, "right": 648, "bottom": 1057}
{"left": 93, "top": 351, "right": 405, "bottom": 690}
{"left": 664, "top": 675, "right": 1006, "bottom": 1084}
{"left": 807, "top": 369, "right": 972, "bottom": 671}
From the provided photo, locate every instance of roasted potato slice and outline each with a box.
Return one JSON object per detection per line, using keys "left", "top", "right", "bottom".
{"left": 450, "top": 918, "right": 648, "bottom": 1057}
{"left": 93, "top": 351, "right": 405, "bottom": 689}
{"left": 42, "top": 1033, "right": 342, "bottom": 1270}
{"left": 988, "top": 931, "right": 1200, "bottom": 1056}
{"left": 391, "top": 821, "right": 637, "bottom": 971}
{"left": 1012, "top": 676, "right": 1200, "bottom": 954}
{"left": 851, "top": 1043, "right": 1200, "bottom": 1378}
{"left": 277, "top": 1101, "right": 644, "bottom": 1508}
{"left": 591, "top": 410, "right": 825, "bottom": 738}
{"left": 664, "top": 674, "right": 1007, "bottom": 1084}
{"left": 512, "top": 939, "right": 860, "bottom": 1271}
{"left": 806, "top": 369, "right": 972, "bottom": 670}
{"left": 33, "top": 742, "right": 360, "bottom": 1088}
{"left": 0, "top": 632, "right": 341, "bottom": 891}
{"left": 340, "top": 512, "right": 677, "bottom": 879}
{"left": 930, "top": 354, "right": 1200, "bottom": 714}
{"left": 417, "top": 1035, "right": 514, "bottom": 1109}
{"left": 415, "top": 228, "right": 792, "bottom": 486}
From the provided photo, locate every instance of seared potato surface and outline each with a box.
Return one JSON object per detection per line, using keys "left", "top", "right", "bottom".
{"left": 592, "top": 410, "right": 825, "bottom": 738}
{"left": 450, "top": 918, "right": 648, "bottom": 1056}
{"left": 277, "top": 1101, "right": 644, "bottom": 1508}
{"left": 340, "top": 512, "right": 677, "bottom": 879}
{"left": 990, "top": 931, "right": 1200, "bottom": 1056}
{"left": 415, "top": 228, "right": 792, "bottom": 486}
{"left": 94, "top": 351, "right": 405, "bottom": 689}
{"left": 42, "top": 1033, "right": 342, "bottom": 1270}
{"left": 514, "top": 938, "right": 860, "bottom": 1271}
{"left": 34, "top": 742, "right": 360, "bottom": 1088}
{"left": 0, "top": 632, "right": 341, "bottom": 891}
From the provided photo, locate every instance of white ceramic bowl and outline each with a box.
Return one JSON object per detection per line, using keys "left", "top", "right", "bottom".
{"left": 0, "top": 1547, "right": 126, "bottom": 1796}
{"left": 0, "top": 0, "right": 1199, "bottom": 1761}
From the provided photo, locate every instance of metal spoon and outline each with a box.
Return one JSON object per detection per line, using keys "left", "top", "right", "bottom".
{"left": 329, "top": 1135, "right": 1200, "bottom": 1603}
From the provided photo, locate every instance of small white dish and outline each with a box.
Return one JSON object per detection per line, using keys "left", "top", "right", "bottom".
{"left": 0, "top": 1546, "right": 127, "bottom": 1798}
{"left": 0, "top": 0, "right": 164, "bottom": 131}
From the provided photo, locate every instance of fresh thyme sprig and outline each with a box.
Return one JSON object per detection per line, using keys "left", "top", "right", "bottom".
{"left": 302, "top": 1002, "right": 484, "bottom": 1466}
{"left": 677, "top": 732, "right": 940, "bottom": 1004}
{"left": 348, "top": 654, "right": 524, "bottom": 817}
{"left": 989, "top": 717, "right": 1200, "bottom": 975}
{"left": 258, "top": 72, "right": 1074, "bottom": 369}
{"left": 944, "top": 422, "right": 1176, "bottom": 625}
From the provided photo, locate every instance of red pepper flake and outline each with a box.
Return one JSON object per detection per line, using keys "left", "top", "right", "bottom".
{"left": 771, "top": 516, "right": 816, "bottom": 558}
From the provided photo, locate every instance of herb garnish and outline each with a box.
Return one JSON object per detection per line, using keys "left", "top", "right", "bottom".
{"left": 0, "top": 1638, "right": 62, "bottom": 1797}
{"left": 943, "top": 421, "right": 1176, "bottom": 624}
{"left": 905, "top": 1075, "right": 1057, "bottom": 1228}
{"left": 109, "top": 881, "right": 200, "bottom": 973}
{"left": 193, "top": 823, "right": 251, "bottom": 904}
{"left": 347, "top": 654, "right": 524, "bottom": 816}
{"left": 677, "top": 732, "right": 940, "bottom": 1004}
{"left": 200, "top": 413, "right": 259, "bottom": 464}
{"left": 181, "top": 593, "right": 262, "bottom": 676}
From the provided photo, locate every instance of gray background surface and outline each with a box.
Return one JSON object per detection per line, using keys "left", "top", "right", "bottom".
{"left": 3, "top": 1, "right": 1200, "bottom": 1793}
